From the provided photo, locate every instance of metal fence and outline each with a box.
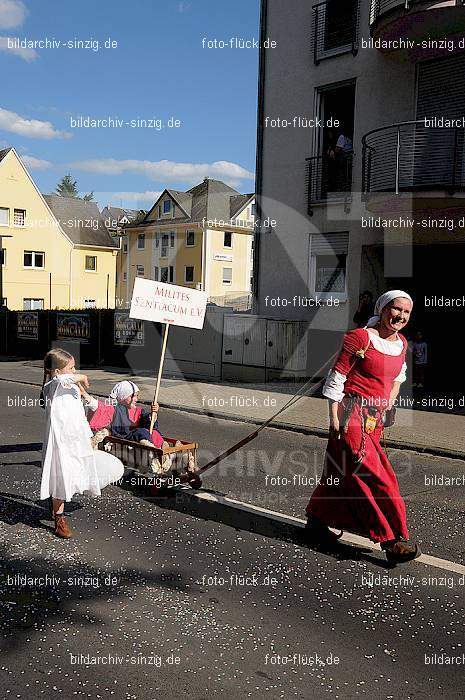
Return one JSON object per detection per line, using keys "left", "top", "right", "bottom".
{"left": 312, "top": 0, "right": 359, "bottom": 64}
{"left": 362, "top": 120, "right": 465, "bottom": 194}
{"left": 370, "top": 0, "right": 464, "bottom": 25}
{"left": 306, "top": 153, "right": 354, "bottom": 210}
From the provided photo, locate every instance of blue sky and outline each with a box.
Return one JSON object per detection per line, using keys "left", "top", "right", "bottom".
{"left": 0, "top": 0, "right": 259, "bottom": 208}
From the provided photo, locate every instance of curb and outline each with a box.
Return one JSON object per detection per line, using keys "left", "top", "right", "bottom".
{"left": 166, "top": 488, "right": 465, "bottom": 576}
{"left": 1, "top": 374, "right": 465, "bottom": 462}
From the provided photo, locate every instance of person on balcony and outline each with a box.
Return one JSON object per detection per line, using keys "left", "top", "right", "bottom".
{"left": 305, "top": 290, "right": 421, "bottom": 564}
{"left": 326, "top": 125, "right": 353, "bottom": 192}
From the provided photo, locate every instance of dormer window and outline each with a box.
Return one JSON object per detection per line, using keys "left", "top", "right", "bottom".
{"left": 163, "top": 200, "right": 171, "bottom": 214}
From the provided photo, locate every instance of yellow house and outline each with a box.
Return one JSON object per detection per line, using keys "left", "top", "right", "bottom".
{"left": 119, "top": 178, "right": 255, "bottom": 307}
{"left": 0, "top": 147, "right": 117, "bottom": 310}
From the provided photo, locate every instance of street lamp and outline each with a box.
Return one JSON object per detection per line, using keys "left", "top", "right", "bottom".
{"left": 0, "top": 234, "right": 12, "bottom": 309}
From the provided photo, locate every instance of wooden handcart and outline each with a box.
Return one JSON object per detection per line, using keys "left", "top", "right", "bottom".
{"left": 98, "top": 435, "right": 202, "bottom": 494}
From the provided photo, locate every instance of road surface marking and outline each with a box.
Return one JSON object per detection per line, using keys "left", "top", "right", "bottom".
{"left": 182, "top": 489, "right": 465, "bottom": 576}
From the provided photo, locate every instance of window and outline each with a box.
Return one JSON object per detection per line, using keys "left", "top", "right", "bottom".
{"left": 24, "top": 251, "right": 45, "bottom": 268}
{"left": 222, "top": 267, "right": 232, "bottom": 285}
{"left": 154, "top": 266, "right": 159, "bottom": 281}
{"left": 163, "top": 200, "right": 171, "bottom": 214}
{"left": 251, "top": 203, "right": 257, "bottom": 218}
{"left": 137, "top": 233, "right": 145, "bottom": 249}
{"left": 314, "top": 255, "right": 346, "bottom": 293}
{"left": 224, "top": 231, "right": 233, "bottom": 248}
{"left": 136, "top": 264, "right": 145, "bottom": 277}
{"left": 309, "top": 233, "right": 348, "bottom": 300}
{"left": 169, "top": 265, "right": 174, "bottom": 283}
{"left": 85, "top": 255, "right": 97, "bottom": 272}
{"left": 186, "top": 230, "right": 195, "bottom": 247}
{"left": 14, "top": 209, "right": 26, "bottom": 226}
{"left": 170, "top": 231, "right": 175, "bottom": 247}
{"left": 23, "top": 298, "right": 44, "bottom": 310}
{"left": 161, "top": 234, "right": 169, "bottom": 257}
{"left": 123, "top": 241, "right": 128, "bottom": 252}
{"left": 160, "top": 266, "right": 169, "bottom": 283}
{"left": 309, "top": 82, "right": 356, "bottom": 205}
{"left": 324, "top": 0, "right": 358, "bottom": 52}
{"left": 0, "top": 248, "right": 5, "bottom": 266}
{"left": 185, "top": 266, "right": 194, "bottom": 283}
{"left": 0, "top": 207, "right": 8, "bottom": 226}
{"left": 123, "top": 272, "right": 127, "bottom": 281}
{"left": 313, "top": 0, "right": 358, "bottom": 64}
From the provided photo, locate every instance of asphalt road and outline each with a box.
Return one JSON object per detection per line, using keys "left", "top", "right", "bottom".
{"left": 1, "top": 380, "right": 464, "bottom": 699}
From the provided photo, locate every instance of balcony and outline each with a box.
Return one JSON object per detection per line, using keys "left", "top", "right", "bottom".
{"left": 306, "top": 154, "right": 354, "bottom": 212}
{"left": 369, "top": 1, "right": 465, "bottom": 57}
{"left": 362, "top": 120, "right": 465, "bottom": 210}
{"left": 312, "top": 0, "right": 359, "bottom": 64}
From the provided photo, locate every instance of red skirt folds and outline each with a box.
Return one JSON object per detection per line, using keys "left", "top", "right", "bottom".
{"left": 306, "top": 399, "right": 408, "bottom": 543}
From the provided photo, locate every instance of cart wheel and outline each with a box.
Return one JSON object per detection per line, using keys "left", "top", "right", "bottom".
{"left": 188, "top": 474, "right": 202, "bottom": 489}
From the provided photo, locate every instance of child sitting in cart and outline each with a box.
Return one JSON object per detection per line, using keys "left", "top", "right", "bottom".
{"left": 82, "top": 380, "right": 173, "bottom": 474}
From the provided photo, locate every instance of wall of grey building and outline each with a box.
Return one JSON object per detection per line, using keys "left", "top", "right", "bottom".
{"left": 255, "top": 0, "right": 421, "bottom": 337}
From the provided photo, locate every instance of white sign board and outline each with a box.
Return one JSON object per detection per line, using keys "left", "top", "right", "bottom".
{"left": 213, "top": 253, "right": 233, "bottom": 262}
{"left": 130, "top": 278, "right": 208, "bottom": 330}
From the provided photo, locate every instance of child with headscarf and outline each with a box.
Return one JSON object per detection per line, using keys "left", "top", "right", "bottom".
{"left": 82, "top": 380, "right": 177, "bottom": 474}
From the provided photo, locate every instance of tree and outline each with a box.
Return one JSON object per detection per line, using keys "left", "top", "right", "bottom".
{"left": 55, "top": 176, "right": 94, "bottom": 201}
{"left": 56, "top": 174, "right": 78, "bottom": 197}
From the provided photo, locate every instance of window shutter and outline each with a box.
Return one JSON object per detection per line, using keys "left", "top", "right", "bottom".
{"left": 417, "top": 55, "right": 465, "bottom": 119}
{"left": 310, "top": 232, "right": 349, "bottom": 256}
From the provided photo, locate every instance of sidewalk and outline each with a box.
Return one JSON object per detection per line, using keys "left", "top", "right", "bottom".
{"left": 1, "top": 358, "right": 464, "bottom": 460}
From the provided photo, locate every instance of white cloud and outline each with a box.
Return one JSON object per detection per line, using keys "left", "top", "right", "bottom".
{"left": 0, "top": 0, "right": 26, "bottom": 29}
{"left": 70, "top": 158, "right": 254, "bottom": 187}
{"left": 0, "top": 107, "right": 71, "bottom": 139}
{"left": 20, "top": 154, "right": 52, "bottom": 169}
{"left": 0, "top": 35, "right": 37, "bottom": 60}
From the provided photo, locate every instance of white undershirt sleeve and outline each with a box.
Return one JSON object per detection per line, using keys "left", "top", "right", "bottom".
{"left": 322, "top": 369, "right": 347, "bottom": 402}
{"left": 394, "top": 361, "right": 407, "bottom": 384}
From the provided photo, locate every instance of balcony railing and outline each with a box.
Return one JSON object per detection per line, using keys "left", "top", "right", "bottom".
{"left": 313, "top": 0, "right": 359, "bottom": 64}
{"left": 362, "top": 120, "right": 465, "bottom": 194}
{"left": 370, "top": 0, "right": 465, "bottom": 25}
{"left": 306, "top": 154, "right": 354, "bottom": 210}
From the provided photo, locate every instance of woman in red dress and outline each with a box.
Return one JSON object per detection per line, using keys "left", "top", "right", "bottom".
{"left": 306, "top": 290, "right": 420, "bottom": 564}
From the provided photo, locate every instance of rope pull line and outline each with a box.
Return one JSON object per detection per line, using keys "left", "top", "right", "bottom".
{"left": 198, "top": 348, "right": 340, "bottom": 475}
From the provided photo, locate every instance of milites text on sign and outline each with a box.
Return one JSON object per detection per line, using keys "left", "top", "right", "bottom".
{"left": 129, "top": 278, "right": 208, "bottom": 330}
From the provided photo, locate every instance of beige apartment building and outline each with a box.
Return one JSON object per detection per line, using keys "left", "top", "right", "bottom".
{"left": 117, "top": 178, "right": 255, "bottom": 307}
{"left": 0, "top": 147, "right": 118, "bottom": 310}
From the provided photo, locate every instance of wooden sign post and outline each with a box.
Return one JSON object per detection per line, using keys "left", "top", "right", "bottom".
{"left": 129, "top": 278, "right": 208, "bottom": 434}
{"left": 150, "top": 320, "right": 171, "bottom": 433}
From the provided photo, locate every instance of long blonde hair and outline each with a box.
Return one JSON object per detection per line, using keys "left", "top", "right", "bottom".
{"left": 42, "top": 348, "right": 74, "bottom": 389}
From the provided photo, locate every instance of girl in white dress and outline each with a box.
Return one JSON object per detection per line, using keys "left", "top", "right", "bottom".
{"left": 40, "top": 348, "right": 124, "bottom": 538}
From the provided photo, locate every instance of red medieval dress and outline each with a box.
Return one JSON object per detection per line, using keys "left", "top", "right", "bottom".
{"left": 306, "top": 327, "right": 409, "bottom": 544}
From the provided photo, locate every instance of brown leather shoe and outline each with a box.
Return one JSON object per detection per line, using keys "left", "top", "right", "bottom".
{"left": 382, "top": 540, "right": 421, "bottom": 564}
{"left": 54, "top": 514, "right": 73, "bottom": 539}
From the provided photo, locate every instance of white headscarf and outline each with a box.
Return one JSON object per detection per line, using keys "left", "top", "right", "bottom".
{"left": 366, "top": 290, "right": 413, "bottom": 328}
{"left": 109, "top": 380, "right": 139, "bottom": 402}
